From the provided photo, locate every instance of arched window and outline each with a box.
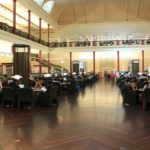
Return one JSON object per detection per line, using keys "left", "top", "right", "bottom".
{"left": 43, "top": 0, "right": 54, "bottom": 13}
{"left": 34, "top": 0, "right": 44, "bottom": 6}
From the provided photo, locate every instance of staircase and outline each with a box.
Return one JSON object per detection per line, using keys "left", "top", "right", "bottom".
{"left": 31, "top": 54, "right": 68, "bottom": 73}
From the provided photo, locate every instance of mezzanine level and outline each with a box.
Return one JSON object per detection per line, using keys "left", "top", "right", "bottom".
{"left": 0, "top": 21, "right": 150, "bottom": 52}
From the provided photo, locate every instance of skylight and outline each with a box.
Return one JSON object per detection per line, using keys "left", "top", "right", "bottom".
{"left": 34, "top": 0, "right": 44, "bottom": 6}
{"left": 43, "top": 0, "right": 54, "bottom": 13}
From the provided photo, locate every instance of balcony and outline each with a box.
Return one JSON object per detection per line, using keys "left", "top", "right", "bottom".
{"left": 0, "top": 22, "right": 49, "bottom": 47}
{"left": 0, "top": 21, "right": 150, "bottom": 50}
{"left": 49, "top": 39, "right": 150, "bottom": 49}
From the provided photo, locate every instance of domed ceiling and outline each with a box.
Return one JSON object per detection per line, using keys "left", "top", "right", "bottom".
{"left": 49, "top": 0, "right": 150, "bottom": 25}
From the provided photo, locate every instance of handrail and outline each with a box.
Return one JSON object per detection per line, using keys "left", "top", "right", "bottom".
{"left": 0, "top": 14, "right": 25, "bottom": 31}
{"left": 31, "top": 56, "right": 68, "bottom": 72}
{"left": 42, "top": 59, "right": 68, "bottom": 72}
{"left": 50, "top": 39, "right": 150, "bottom": 48}
{"left": 0, "top": 21, "right": 49, "bottom": 47}
{"left": 0, "top": 21, "right": 150, "bottom": 49}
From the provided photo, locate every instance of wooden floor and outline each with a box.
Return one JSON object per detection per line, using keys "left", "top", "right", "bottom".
{"left": 0, "top": 79, "right": 150, "bottom": 150}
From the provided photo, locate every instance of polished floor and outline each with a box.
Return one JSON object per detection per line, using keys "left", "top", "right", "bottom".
{"left": 0, "top": 79, "right": 150, "bottom": 150}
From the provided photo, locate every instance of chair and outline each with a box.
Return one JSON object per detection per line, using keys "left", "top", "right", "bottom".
{"left": 143, "top": 88, "right": 150, "bottom": 110}
{"left": 68, "top": 81, "right": 79, "bottom": 93}
{"left": 17, "top": 88, "right": 35, "bottom": 109}
{"left": 121, "top": 85, "right": 137, "bottom": 105}
{"left": 1, "top": 87, "right": 16, "bottom": 108}
{"left": 39, "top": 86, "right": 58, "bottom": 107}
{"left": 79, "top": 79, "right": 86, "bottom": 88}
{"left": 48, "top": 86, "right": 59, "bottom": 105}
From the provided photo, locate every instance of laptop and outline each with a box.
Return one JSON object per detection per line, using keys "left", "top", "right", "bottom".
{"left": 18, "top": 84, "right": 25, "bottom": 88}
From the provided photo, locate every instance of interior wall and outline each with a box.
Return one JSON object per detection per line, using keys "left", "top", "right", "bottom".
{"left": 51, "top": 21, "right": 150, "bottom": 40}
{"left": 49, "top": 50, "right": 150, "bottom": 74}
{"left": 50, "top": 52, "right": 70, "bottom": 71}
{"left": 72, "top": 52, "right": 93, "bottom": 73}
{"left": 0, "top": 49, "right": 150, "bottom": 74}
{"left": 144, "top": 50, "right": 150, "bottom": 71}
{"left": 120, "top": 51, "right": 142, "bottom": 72}
{"left": 96, "top": 51, "right": 117, "bottom": 74}
{"left": 0, "top": 57, "right": 12, "bottom": 64}
{"left": 49, "top": 51, "right": 117, "bottom": 73}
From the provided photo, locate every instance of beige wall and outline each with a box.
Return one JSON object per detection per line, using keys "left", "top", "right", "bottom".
{"left": 72, "top": 52, "right": 93, "bottom": 72}
{"left": 120, "top": 51, "right": 142, "bottom": 71}
{"left": 50, "top": 52, "right": 70, "bottom": 71}
{"left": 49, "top": 50, "right": 150, "bottom": 73}
{"left": 51, "top": 22, "right": 150, "bottom": 40}
{"left": 50, "top": 51, "right": 117, "bottom": 73}
{"left": 1, "top": 50, "right": 150, "bottom": 74}
{"left": 0, "top": 57, "right": 12, "bottom": 64}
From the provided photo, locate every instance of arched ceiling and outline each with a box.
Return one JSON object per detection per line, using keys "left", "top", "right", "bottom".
{"left": 50, "top": 0, "right": 150, "bottom": 25}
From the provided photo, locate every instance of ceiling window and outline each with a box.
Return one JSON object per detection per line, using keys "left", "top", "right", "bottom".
{"left": 43, "top": 0, "right": 54, "bottom": 13}
{"left": 34, "top": 0, "right": 44, "bottom": 6}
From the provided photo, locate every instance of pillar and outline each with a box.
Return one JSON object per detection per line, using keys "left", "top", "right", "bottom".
{"left": 48, "top": 52, "right": 51, "bottom": 73}
{"left": 39, "top": 18, "right": 42, "bottom": 43}
{"left": 142, "top": 50, "right": 144, "bottom": 72}
{"left": 70, "top": 52, "right": 72, "bottom": 74}
{"left": 48, "top": 24, "right": 50, "bottom": 47}
{"left": 117, "top": 51, "right": 120, "bottom": 72}
{"left": 13, "top": 0, "right": 17, "bottom": 34}
{"left": 39, "top": 50, "right": 42, "bottom": 74}
{"left": 93, "top": 51, "right": 95, "bottom": 74}
{"left": 28, "top": 10, "right": 31, "bottom": 39}
{"left": 12, "top": 44, "right": 30, "bottom": 86}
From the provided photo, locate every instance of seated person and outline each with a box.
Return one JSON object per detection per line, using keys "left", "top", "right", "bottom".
{"left": 29, "top": 75, "right": 35, "bottom": 87}
{"left": 34, "top": 78, "right": 47, "bottom": 92}
{"left": 2, "top": 81, "right": 9, "bottom": 88}
{"left": 34, "top": 78, "right": 43, "bottom": 89}
{"left": 128, "top": 80, "right": 139, "bottom": 105}
{"left": 131, "top": 80, "right": 137, "bottom": 91}
{"left": 143, "top": 77, "right": 150, "bottom": 89}
{"left": 10, "top": 79, "right": 21, "bottom": 90}
{"left": 138, "top": 77, "right": 150, "bottom": 105}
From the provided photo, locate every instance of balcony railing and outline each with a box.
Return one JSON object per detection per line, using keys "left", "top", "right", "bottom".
{"left": 49, "top": 39, "right": 150, "bottom": 48}
{"left": 0, "top": 21, "right": 150, "bottom": 49}
{"left": 0, "top": 22, "right": 49, "bottom": 47}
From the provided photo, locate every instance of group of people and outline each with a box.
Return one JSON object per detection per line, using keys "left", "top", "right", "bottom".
{"left": 117, "top": 73, "right": 150, "bottom": 107}
{"left": 0, "top": 72, "right": 96, "bottom": 108}
{"left": 104, "top": 70, "right": 115, "bottom": 80}
{"left": 0, "top": 72, "right": 90, "bottom": 94}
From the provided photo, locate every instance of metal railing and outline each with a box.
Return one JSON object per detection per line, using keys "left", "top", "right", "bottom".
{"left": 31, "top": 55, "right": 68, "bottom": 73}
{"left": 0, "top": 21, "right": 49, "bottom": 47}
{"left": 49, "top": 39, "right": 150, "bottom": 48}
